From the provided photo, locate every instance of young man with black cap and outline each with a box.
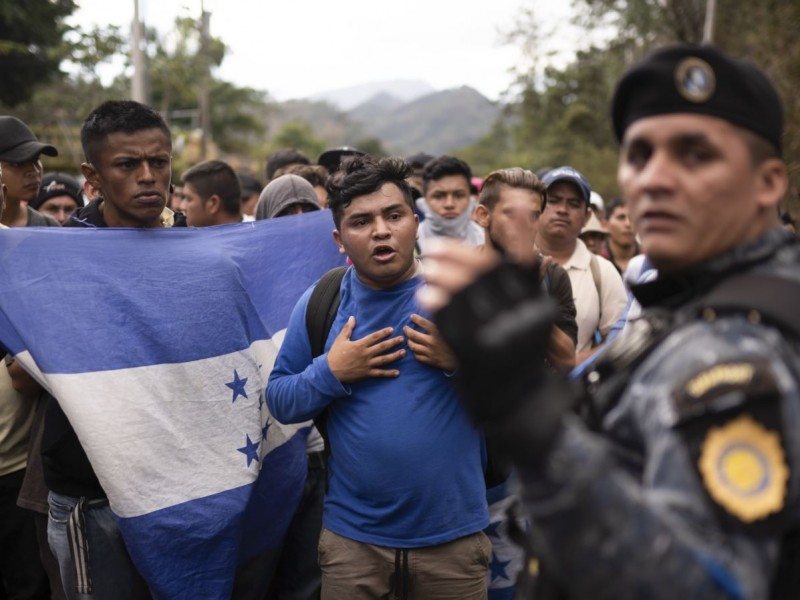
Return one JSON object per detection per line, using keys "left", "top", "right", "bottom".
{"left": 0, "top": 116, "right": 60, "bottom": 228}
{"left": 31, "top": 173, "right": 83, "bottom": 225}
{"left": 420, "top": 45, "right": 800, "bottom": 598}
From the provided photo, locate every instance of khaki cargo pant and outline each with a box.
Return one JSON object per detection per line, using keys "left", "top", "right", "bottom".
{"left": 319, "top": 527, "right": 491, "bottom": 600}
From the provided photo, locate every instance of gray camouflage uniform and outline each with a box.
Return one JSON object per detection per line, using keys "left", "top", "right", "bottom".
{"left": 518, "top": 228, "right": 800, "bottom": 599}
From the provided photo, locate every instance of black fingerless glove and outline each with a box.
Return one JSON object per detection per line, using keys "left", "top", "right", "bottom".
{"left": 434, "top": 261, "right": 568, "bottom": 464}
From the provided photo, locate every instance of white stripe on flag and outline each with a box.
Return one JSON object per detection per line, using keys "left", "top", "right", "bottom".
{"left": 21, "top": 332, "right": 308, "bottom": 518}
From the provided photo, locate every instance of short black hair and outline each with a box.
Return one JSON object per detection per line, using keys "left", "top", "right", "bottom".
{"left": 265, "top": 148, "right": 310, "bottom": 182}
{"left": 422, "top": 155, "right": 472, "bottom": 196}
{"left": 181, "top": 160, "right": 241, "bottom": 215}
{"left": 605, "top": 197, "right": 626, "bottom": 220}
{"left": 284, "top": 164, "right": 329, "bottom": 189}
{"left": 326, "top": 156, "right": 414, "bottom": 228}
{"left": 406, "top": 152, "right": 434, "bottom": 169}
{"left": 81, "top": 100, "right": 171, "bottom": 165}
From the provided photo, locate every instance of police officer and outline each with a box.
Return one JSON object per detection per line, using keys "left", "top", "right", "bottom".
{"left": 420, "top": 45, "right": 800, "bottom": 598}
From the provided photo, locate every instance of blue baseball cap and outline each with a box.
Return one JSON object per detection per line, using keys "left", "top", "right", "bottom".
{"left": 541, "top": 166, "right": 592, "bottom": 205}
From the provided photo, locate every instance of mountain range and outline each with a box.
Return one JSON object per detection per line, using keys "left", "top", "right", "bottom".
{"left": 273, "top": 80, "right": 501, "bottom": 156}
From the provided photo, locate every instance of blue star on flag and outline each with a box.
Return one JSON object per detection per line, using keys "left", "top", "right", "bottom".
{"left": 489, "top": 553, "right": 511, "bottom": 582}
{"left": 261, "top": 421, "right": 270, "bottom": 441}
{"left": 237, "top": 434, "right": 260, "bottom": 467}
{"left": 225, "top": 370, "right": 248, "bottom": 403}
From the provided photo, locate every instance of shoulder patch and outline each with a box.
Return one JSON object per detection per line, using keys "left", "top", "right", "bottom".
{"left": 698, "top": 414, "right": 788, "bottom": 523}
{"left": 686, "top": 363, "right": 755, "bottom": 398}
{"left": 672, "top": 360, "right": 778, "bottom": 423}
{"left": 672, "top": 360, "right": 792, "bottom": 532}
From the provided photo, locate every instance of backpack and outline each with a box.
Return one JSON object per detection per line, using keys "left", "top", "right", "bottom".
{"left": 303, "top": 265, "right": 511, "bottom": 489}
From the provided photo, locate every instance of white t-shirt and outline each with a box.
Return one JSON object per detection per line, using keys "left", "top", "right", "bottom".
{"left": 563, "top": 239, "right": 629, "bottom": 353}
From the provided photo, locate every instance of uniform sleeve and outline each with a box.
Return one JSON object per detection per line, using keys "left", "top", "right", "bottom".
{"left": 266, "top": 285, "right": 350, "bottom": 424}
{"left": 515, "top": 322, "right": 796, "bottom": 599}
{"left": 597, "top": 256, "right": 629, "bottom": 338}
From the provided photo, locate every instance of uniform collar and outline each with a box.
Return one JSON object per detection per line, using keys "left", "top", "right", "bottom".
{"left": 632, "top": 228, "right": 795, "bottom": 309}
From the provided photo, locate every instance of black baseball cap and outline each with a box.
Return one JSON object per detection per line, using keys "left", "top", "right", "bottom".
{"left": 30, "top": 173, "right": 82, "bottom": 210}
{"left": 0, "top": 116, "right": 58, "bottom": 163}
{"left": 317, "top": 147, "right": 365, "bottom": 174}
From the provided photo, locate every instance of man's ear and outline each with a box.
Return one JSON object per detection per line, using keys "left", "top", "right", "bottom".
{"left": 332, "top": 229, "right": 346, "bottom": 254}
{"left": 205, "top": 194, "right": 222, "bottom": 214}
{"left": 474, "top": 204, "right": 490, "bottom": 228}
{"left": 81, "top": 163, "right": 100, "bottom": 192}
{"left": 754, "top": 157, "right": 789, "bottom": 211}
{"left": 582, "top": 207, "right": 592, "bottom": 227}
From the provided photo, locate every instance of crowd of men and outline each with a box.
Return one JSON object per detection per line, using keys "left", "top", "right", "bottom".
{"left": 1, "top": 42, "right": 799, "bottom": 600}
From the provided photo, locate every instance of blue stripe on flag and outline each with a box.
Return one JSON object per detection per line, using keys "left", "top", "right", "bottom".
{"left": 0, "top": 210, "right": 341, "bottom": 372}
{"left": 116, "top": 430, "right": 308, "bottom": 599}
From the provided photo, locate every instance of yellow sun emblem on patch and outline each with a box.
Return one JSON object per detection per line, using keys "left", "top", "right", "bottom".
{"left": 698, "top": 415, "right": 788, "bottom": 522}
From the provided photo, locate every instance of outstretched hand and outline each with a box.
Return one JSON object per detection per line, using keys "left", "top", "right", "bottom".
{"left": 327, "top": 316, "right": 405, "bottom": 384}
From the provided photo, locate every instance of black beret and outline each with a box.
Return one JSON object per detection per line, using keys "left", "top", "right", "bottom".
{"left": 612, "top": 45, "right": 783, "bottom": 155}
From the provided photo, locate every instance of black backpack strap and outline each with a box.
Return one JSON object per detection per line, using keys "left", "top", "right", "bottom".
{"left": 304, "top": 266, "right": 347, "bottom": 492}
{"left": 306, "top": 266, "right": 348, "bottom": 358}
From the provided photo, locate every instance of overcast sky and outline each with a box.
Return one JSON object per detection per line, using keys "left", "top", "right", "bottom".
{"left": 70, "top": 0, "right": 577, "bottom": 102}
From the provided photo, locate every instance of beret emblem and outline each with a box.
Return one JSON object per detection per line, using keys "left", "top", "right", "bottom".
{"left": 674, "top": 57, "right": 716, "bottom": 103}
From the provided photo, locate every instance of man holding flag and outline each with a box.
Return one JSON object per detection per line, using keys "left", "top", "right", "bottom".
{"left": 37, "top": 100, "right": 184, "bottom": 599}
{"left": 0, "top": 100, "right": 344, "bottom": 598}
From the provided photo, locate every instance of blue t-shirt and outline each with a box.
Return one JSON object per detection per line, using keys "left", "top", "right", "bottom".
{"left": 267, "top": 267, "right": 488, "bottom": 547}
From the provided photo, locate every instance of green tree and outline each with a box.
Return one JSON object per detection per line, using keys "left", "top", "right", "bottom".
{"left": 140, "top": 17, "right": 268, "bottom": 158}
{"left": 270, "top": 121, "right": 326, "bottom": 159}
{"left": 577, "top": 0, "right": 800, "bottom": 210}
{"left": 469, "top": 0, "right": 800, "bottom": 211}
{"left": 353, "top": 137, "right": 388, "bottom": 158}
{"left": 0, "top": 0, "right": 77, "bottom": 106}
{"left": 0, "top": 23, "right": 126, "bottom": 173}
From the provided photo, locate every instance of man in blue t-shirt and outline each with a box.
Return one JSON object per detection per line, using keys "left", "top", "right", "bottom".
{"left": 267, "top": 155, "right": 490, "bottom": 600}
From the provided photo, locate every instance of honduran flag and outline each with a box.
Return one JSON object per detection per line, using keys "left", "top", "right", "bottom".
{"left": 0, "top": 210, "right": 345, "bottom": 598}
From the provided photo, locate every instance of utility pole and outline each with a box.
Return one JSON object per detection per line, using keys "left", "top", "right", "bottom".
{"left": 702, "top": 0, "right": 717, "bottom": 43}
{"left": 198, "top": 2, "right": 211, "bottom": 160}
{"left": 131, "top": 0, "right": 148, "bottom": 104}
